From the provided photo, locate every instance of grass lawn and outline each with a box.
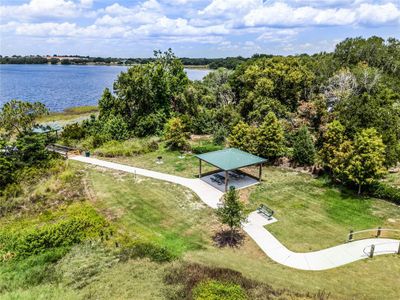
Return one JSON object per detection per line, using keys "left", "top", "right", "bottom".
{"left": 80, "top": 162, "right": 400, "bottom": 300}
{"left": 3, "top": 160, "right": 399, "bottom": 299}
{"left": 81, "top": 161, "right": 216, "bottom": 257}
{"left": 102, "top": 145, "right": 217, "bottom": 178}
{"left": 247, "top": 167, "right": 400, "bottom": 252}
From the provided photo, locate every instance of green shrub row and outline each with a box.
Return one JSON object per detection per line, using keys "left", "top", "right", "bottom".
{"left": 191, "top": 144, "right": 223, "bottom": 154}
{"left": 0, "top": 205, "right": 110, "bottom": 259}
{"left": 368, "top": 182, "right": 400, "bottom": 205}
{"left": 94, "top": 138, "right": 159, "bottom": 157}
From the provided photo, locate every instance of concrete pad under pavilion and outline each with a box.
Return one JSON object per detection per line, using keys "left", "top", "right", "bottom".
{"left": 195, "top": 148, "right": 267, "bottom": 192}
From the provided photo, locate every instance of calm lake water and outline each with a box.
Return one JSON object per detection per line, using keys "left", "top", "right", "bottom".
{"left": 0, "top": 64, "right": 211, "bottom": 112}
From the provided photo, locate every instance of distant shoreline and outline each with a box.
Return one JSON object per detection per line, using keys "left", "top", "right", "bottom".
{"left": 0, "top": 63, "right": 211, "bottom": 70}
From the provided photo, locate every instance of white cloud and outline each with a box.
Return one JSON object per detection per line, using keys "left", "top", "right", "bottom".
{"left": 199, "top": 0, "right": 261, "bottom": 17}
{"left": 244, "top": 1, "right": 400, "bottom": 27}
{"left": 0, "top": 0, "right": 93, "bottom": 20}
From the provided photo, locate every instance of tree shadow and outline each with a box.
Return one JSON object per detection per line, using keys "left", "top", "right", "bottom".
{"left": 212, "top": 229, "right": 245, "bottom": 248}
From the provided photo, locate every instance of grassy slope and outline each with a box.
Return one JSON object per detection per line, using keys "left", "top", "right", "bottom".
{"left": 2, "top": 160, "right": 399, "bottom": 299}
{"left": 83, "top": 162, "right": 216, "bottom": 256}
{"left": 82, "top": 162, "right": 400, "bottom": 300}
{"left": 248, "top": 167, "right": 400, "bottom": 251}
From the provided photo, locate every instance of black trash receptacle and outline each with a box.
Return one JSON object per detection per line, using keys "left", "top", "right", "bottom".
{"left": 85, "top": 151, "right": 90, "bottom": 157}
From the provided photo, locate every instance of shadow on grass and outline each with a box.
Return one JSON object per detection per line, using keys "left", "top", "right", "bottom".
{"left": 212, "top": 229, "right": 245, "bottom": 248}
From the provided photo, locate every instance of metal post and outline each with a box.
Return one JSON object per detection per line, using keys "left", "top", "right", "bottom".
{"left": 258, "top": 164, "right": 262, "bottom": 182}
{"left": 225, "top": 171, "right": 228, "bottom": 192}
{"left": 348, "top": 229, "right": 354, "bottom": 242}
{"left": 397, "top": 241, "right": 400, "bottom": 255}
{"left": 199, "top": 159, "right": 202, "bottom": 178}
{"left": 369, "top": 244, "right": 375, "bottom": 258}
{"left": 376, "top": 227, "right": 381, "bottom": 238}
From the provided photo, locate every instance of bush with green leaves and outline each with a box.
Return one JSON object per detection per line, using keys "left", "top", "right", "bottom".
{"left": 257, "top": 111, "right": 285, "bottom": 160}
{"left": 292, "top": 126, "right": 316, "bottom": 166}
{"left": 191, "top": 143, "right": 223, "bottom": 154}
{"left": 60, "top": 123, "right": 86, "bottom": 141}
{"left": 94, "top": 137, "right": 159, "bottom": 157}
{"left": 368, "top": 182, "right": 400, "bottom": 205}
{"left": 0, "top": 204, "right": 110, "bottom": 259}
{"left": 193, "top": 280, "right": 247, "bottom": 300}
{"left": 101, "top": 115, "right": 130, "bottom": 141}
{"left": 213, "top": 126, "right": 228, "bottom": 145}
{"left": 119, "top": 241, "right": 175, "bottom": 262}
{"left": 164, "top": 117, "right": 190, "bottom": 151}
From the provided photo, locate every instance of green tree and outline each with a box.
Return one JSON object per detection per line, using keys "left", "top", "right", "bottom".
{"left": 232, "top": 56, "right": 314, "bottom": 121}
{"left": 228, "top": 121, "right": 257, "bottom": 154}
{"left": 256, "top": 111, "right": 285, "bottom": 160}
{"left": 101, "top": 115, "right": 129, "bottom": 141}
{"left": 164, "top": 117, "right": 189, "bottom": 150}
{"left": 216, "top": 187, "right": 246, "bottom": 243}
{"left": 98, "top": 88, "right": 118, "bottom": 120}
{"left": 0, "top": 100, "right": 48, "bottom": 137}
{"left": 109, "top": 49, "right": 188, "bottom": 136}
{"left": 292, "top": 126, "right": 316, "bottom": 166}
{"left": 319, "top": 120, "right": 346, "bottom": 170}
{"left": 346, "top": 128, "right": 386, "bottom": 194}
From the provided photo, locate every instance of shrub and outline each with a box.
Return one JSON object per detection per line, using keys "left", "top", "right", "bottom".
{"left": 94, "top": 138, "right": 159, "bottom": 157}
{"left": 0, "top": 204, "right": 110, "bottom": 259}
{"left": 164, "top": 117, "right": 190, "bottom": 151}
{"left": 193, "top": 280, "right": 246, "bottom": 300}
{"left": 191, "top": 143, "right": 223, "bottom": 154}
{"left": 368, "top": 182, "right": 400, "bottom": 205}
{"left": 292, "top": 126, "right": 315, "bottom": 166}
{"left": 213, "top": 126, "right": 228, "bottom": 145}
{"left": 101, "top": 115, "right": 130, "bottom": 141}
{"left": 61, "top": 123, "right": 86, "bottom": 141}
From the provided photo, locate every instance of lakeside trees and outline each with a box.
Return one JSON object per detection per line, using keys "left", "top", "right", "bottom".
{"left": 3, "top": 36, "right": 397, "bottom": 197}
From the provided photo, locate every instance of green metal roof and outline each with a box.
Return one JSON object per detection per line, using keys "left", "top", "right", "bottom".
{"left": 32, "top": 123, "right": 62, "bottom": 134}
{"left": 195, "top": 148, "right": 267, "bottom": 171}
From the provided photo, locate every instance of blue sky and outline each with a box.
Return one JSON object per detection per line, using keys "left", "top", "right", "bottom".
{"left": 1, "top": 0, "right": 399, "bottom": 57}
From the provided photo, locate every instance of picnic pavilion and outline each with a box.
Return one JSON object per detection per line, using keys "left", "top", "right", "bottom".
{"left": 195, "top": 148, "right": 267, "bottom": 192}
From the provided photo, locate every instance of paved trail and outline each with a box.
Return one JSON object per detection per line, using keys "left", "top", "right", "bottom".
{"left": 71, "top": 156, "right": 400, "bottom": 271}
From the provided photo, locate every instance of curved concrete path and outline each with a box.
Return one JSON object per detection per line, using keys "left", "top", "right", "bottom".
{"left": 71, "top": 156, "right": 400, "bottom": 271}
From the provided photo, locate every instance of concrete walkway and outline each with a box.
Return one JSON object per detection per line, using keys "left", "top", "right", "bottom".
{"left": 71, "top": 156, "right": 400, "bottom": 271}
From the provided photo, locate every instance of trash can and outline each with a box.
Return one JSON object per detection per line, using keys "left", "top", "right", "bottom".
{"left": 85, "top": 151, "right": 90, "bottom": 157}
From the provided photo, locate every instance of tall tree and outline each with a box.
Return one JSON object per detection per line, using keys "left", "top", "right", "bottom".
{"left": 346, "top": 128, "right": 386, "bottom": 194}
{"left": 319, "top": 120, "right": 346, "bottom": 170}
{"left": 0, "top": 100, "right": 48, "bottom": 137}
{"left": 101, "top": 49, "right": 188, "bottom": 136}
{"left": 257, "top": 111, "right": 285, "bottom": 160}
{"left": 228, "top": 121, "right": 257, "bottom": 154}
{"left": 292, "top": 126, "right": 316, "bottom": 166}
{"left": 331, "top": 128, "right": 386, "bottom": 194}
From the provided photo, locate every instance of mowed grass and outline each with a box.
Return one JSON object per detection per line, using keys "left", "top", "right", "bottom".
{"left": 50, "top": 161, "right": 400, "bottom": 300}
{"left": 248, "top": 167, "right": 400, "bottom": 251}
{"left": 103, "top": 145, "right": 216, "bottom": 178}
{"left": 81, "top": 162, "right": 216, "bottom": 256}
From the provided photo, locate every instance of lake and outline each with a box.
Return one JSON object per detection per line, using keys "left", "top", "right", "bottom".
{"left": 0, "top": 64, "right": 211, "bottom": 112}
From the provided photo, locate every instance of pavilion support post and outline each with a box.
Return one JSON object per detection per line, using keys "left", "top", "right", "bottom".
{"left": 225, "top": 171, "right": 228, "bottom": 192}
{"left": 199, "top": 159, "right": 202, "bottom": 178}
{"left": 258, "top": 164, "right": 262, "bottom": 182}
